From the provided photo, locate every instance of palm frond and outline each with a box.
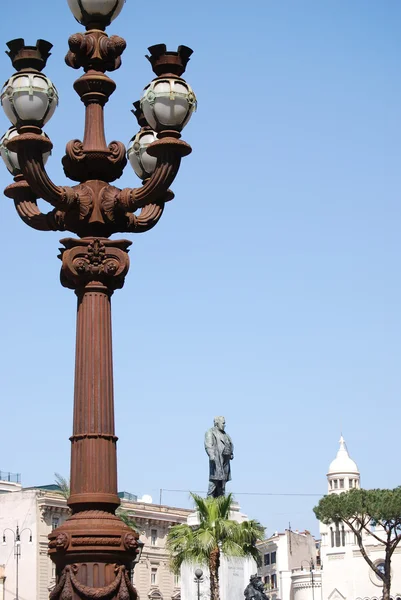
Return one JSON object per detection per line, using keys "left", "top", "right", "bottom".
{"left": 221, "top": 539, "right": 248, "bottom": 558}
{"left": 216, "top": 493, "right": 233, "bottom": 520}
{"left": 54, "top": 472, "right": 70, "bottom": 500}
{"left": 116, "top": 509, "right": 137, "bottom": 531}
{"left": 191, "top": 493, "right": 210, "bottom": 523}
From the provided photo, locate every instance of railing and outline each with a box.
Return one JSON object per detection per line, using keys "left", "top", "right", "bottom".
{"left": 0, "top": 471, "right": 21, "bottom": 483}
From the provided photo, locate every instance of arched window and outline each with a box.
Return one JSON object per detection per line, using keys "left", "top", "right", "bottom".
{"left": 330, "top": 527, "right": 334, "bottom": 548}
{"left": 341, "top": 525, "right": 346, "bottom": 546}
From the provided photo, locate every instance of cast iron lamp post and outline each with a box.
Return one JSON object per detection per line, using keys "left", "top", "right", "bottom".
{"left": 0, "top": 1, "right": 196, "bottom": 598}
{"left": 2, "top": 525, "right": 33, "bottom": 600}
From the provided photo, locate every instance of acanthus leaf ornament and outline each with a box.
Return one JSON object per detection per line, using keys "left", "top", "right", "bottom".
{"left": 59, "top": 237, "right": 131, "bottom": 291}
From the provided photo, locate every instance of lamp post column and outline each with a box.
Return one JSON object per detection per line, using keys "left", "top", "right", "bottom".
{"left": 48, "top": 238, "right": 140, "bottom": 599}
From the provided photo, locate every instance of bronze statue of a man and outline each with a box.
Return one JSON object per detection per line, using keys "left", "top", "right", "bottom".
{"left": 205, "top": 416, "right": 234, "bottom": 497}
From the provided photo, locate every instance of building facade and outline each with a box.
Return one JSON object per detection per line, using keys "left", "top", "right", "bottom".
{"left": 257, "top": 529, "right": 321, "bottom": 600}
{"left": 0, "top": 477, "right": 190, "bottom": 600}
{"left": 319, "top": 437, "right": 401, "bottom": 600}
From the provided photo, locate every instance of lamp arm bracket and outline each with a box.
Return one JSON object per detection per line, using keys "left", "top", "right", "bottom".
{"left": 116, "top": 137, "right": 191, "bottom": 213}
{"left": 6, "top": 132, "right": 80, "bottom": 212}
{"left": 124, "top": 201, "right": 165, "bottom": 233}
{"left": 5, "top": 179, "right": 66, "bottom": 232}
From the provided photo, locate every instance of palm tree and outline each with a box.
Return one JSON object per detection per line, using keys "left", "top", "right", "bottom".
{"left": 167, "top": 493, "right": 264, "bottom": 600}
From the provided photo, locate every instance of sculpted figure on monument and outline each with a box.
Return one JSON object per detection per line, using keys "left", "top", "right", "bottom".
{"left": 205, "top": 416, "right": 234, "bottom": 497}
{"left": 244, "top": 575, "right": 269, "bottom": 600}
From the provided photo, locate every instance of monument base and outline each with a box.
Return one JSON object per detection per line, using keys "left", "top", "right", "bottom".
{"left": 180, "top": 503, "right": 257, "bottom": 600}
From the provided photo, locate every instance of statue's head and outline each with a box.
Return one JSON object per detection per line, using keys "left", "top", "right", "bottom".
{"left": 214, "top": 416, "right": 225, "bottom": 432}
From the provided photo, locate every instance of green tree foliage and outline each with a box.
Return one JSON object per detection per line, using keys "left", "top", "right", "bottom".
{"left": 167, "top": 493, "right": 264, "bottom": 600}
{"left": 314, "top": 488, "right": 401, "bottom": 600}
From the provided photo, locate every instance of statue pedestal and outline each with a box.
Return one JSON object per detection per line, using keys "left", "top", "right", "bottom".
{"left": 180, "top": 503, "right": 257, "bottom": 600}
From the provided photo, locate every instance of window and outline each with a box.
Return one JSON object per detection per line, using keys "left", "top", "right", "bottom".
{"left": 174, "top": 573, "right": 180, "bottom": 587}
{"left": 264, "top": 575, "right": 270, "bottom": 586}
{"left": 335, "top": 523, "right": 341, "bottom": 547}
{"left": 52, "top": 516, "right": 60, "bottom": 531}
{"left": 334, "top": 480, "right": 338, "bottom": 489}
{"left": 151, "top": 567, "right": 157, "bottom": 585}
{"left": 264, "top": 553, "right": 270, "bottom": 566}
{"left": 376, "top": 561, "right": 385, "bottom": 575}
{"left": 329, "top": 480, "right": 333, "bottom": 489}
{"left": 339, "top": 479, "right": 344, "bottom": 489}
{"left": 349, "top": 478, "right": 353, "bottom": 488}
{"left": 330, "top": 527, "right": 334, "bottom": 547}
{"left": 151, "top": 529, "right": 157, "bottom": 546}
{"left": 271, "top": 551, "right": 276, "bottom": 564}
{"left": 271, "top": 574, "right": 277, "bottom": 589}
{"left": 341, "top": 525, "right": 346, "bottom": 546}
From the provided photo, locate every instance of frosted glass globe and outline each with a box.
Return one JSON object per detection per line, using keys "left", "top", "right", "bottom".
{"left": 127, "top": 129, "right": 158, "bottom": 180}
{"left": 67, "top": 0, "right": 125, "bottom": 26}
{"left": 1, "top": 73, "right": 58, "bottom": 126}
{"left": 0, "top": 127, "right": 51, "bottom": 176}
{"left": 141, "top": 78, "right": 196, "bottom": 132}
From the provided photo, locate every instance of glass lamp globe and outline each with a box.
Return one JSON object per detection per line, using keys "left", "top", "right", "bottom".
{"left": 127, "top": 129, "right": 158, "bottom": 180}
{"left": 1, "top": 73, "right": 58, "bottom": 126}
{"left": 67, "top": 0, "right": 125, "bottom": 27}
{"left": 0, "top": 126, "right": 51, "bottom": 176}
{"left": 140, "top": 78, "right": 196, "bottom": 132}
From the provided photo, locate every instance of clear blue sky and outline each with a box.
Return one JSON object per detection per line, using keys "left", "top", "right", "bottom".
{"left": 0, "top": 1, "right": 400, "bottom": 539}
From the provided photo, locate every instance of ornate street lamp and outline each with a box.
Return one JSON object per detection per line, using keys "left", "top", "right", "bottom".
{"left": 0, "top": 2, "right": 196, "bottom": 598}
{"left": 2, "top": 525, "right": 33, "bottom": 600}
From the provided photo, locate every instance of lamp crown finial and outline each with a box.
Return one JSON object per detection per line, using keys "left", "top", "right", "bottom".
{"left": 146, "top": 44, "right": 193, "bottom": 78}
{"left": 6, "top": 38, "right": 53, "bottom": 72}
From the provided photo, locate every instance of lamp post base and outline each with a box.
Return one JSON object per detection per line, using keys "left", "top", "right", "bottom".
{"left": 49, "top": 511, "right": 138, "bottom": 599}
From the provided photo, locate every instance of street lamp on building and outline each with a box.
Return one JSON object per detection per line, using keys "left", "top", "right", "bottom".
{"left": 301, "top": 560, "right": 315, "bottom": 600}
{"left": 2, "top": 525, "right": 32, "bottom": 600}
{"left": 0, "top": 1, "right": 196, "bottom": 597}
{"left": 194, "top": 568, "right": 204, "bottom": 600}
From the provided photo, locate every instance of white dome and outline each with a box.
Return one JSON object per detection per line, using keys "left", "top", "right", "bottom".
{"left": 327, "top": 436, "right": 359, "bottom": 475}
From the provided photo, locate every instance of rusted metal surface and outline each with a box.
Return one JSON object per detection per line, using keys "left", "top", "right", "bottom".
{"left": 2, "top": 26, "right": 194, "bottom": 600}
